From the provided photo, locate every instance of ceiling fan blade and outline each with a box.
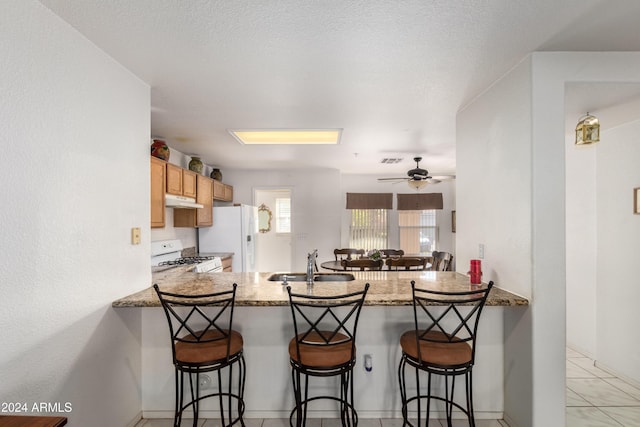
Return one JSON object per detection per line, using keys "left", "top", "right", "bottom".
{"left": 377, "top": 177, "right": 408, "bottom": 181}
{"left": 429, "top": 174, "right": 456, "bottom": 180}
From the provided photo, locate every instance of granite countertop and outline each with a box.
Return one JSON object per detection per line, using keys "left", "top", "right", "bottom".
{"left": 113, "top": 269, "right": 528, "bottom": 307}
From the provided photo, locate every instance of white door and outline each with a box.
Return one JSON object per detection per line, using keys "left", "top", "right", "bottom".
{"left": 254, "top": 188, "right": 292, "bottom": 272}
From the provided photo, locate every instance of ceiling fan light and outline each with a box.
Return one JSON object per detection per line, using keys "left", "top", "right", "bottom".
{"left": 408, "top": 180, "right": 428, "bottom": 190}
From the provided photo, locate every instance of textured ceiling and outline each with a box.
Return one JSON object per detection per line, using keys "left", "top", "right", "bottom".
{"left": 39, "top": 0, "right": 640, "bottom": 175}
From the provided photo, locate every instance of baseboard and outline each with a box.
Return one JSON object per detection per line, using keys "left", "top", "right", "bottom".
{"left": 594, "top": 360, "right": 640, "bottom": 390}
{"left": 142, "top": 409, "right": 504, "bottom": 420}
{"left": 126, "top": 411, "right": 143, "bottom": 427}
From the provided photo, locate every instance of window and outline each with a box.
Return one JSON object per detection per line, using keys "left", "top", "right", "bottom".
{"left": 349, "top": 209, "right": 388, "bottom": 251}
{"left": 275, "top": 197, "right": 291, "bottom": 233}
{"left": 399, "top": 210, "right": 437, "bottom": 255}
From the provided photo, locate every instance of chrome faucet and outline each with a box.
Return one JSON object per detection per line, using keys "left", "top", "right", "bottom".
{"left": 307, "top": 249, "right": 318, "bottom": 285}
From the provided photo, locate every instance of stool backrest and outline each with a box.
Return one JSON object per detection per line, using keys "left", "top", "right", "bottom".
{"left": 334, "top": 248, "right": 365, "bottom": 261}
{"left": 410, "top": 280, "right": 493, "bottom": 367}
{"left": 287, "top": 283, "right": 369, "bottom": 368}
{"left": 154, "top": 283, "right": 238, "bottom": 364}
{"left": 341, "top": 258, "right": 383, "bottom": 270}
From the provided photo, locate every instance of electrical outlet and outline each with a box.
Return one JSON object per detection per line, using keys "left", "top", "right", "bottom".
{"left": 131, "top": 227, "right": 141, "bottom": 245}
{"left": 479, "top": 243, "right": 485, "bottom": 259}
{"left": 199, "top": 374, "right": 211, "bottom": 389}
{"left": 364, "top": 354, "right": 372, "bottom": 372}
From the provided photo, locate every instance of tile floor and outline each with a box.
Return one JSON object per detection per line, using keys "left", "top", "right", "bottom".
{"left": 566, "top": 347, "right": 640, "bottom": 427}
{"left": 135, "top": 348, "right": 640, "bottom": 427}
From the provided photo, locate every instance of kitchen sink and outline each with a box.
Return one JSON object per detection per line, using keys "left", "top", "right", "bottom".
{"left": 267, "top": 273, "right": 355, "bottom": 282}
{"left": 313, "top": 273, "right": 355, "bottom": 282}
{"left": 268, "top": 273, "right": 308, "bottom": 282}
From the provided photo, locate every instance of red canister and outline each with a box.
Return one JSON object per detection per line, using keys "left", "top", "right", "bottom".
{"left": 468, "top": 259, "right": 482, "bottom": 284}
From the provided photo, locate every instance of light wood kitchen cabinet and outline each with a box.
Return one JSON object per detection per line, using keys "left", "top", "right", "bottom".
{"left": 213, "top": 179, "right": 233, "bottom": 202}
{"left": 182, "top": 170, "right": 197, "bottom": 198}
{"left": 221, "top": 256, "right": 232, "bottom": 272}
{"left": 166, "top": 163, "right": 197, "bottom": 198}
{"left": 150, "top": 157, "right": 166, "bottom": 228}
{"left": 173, "top": 174, "right": 213, "bottom": 228}
{"left": 223, "top": 184, "right": 233, "bottom": 201}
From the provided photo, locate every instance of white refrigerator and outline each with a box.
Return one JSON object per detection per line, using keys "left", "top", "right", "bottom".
{"left": 198, "top": 204, "right": 258, "bottom": 272}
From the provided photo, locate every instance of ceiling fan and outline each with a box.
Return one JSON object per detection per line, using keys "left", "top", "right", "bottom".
{"left": 377, "top": 157, "right": 455, "bottom": 189}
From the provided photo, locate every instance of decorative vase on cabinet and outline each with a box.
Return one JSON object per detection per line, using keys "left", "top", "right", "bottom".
{"left": 151, "top": 139, "right": 170, "bottom": 161}
{"left": 210, "top": 168, "right": 223, "bottom": 181}
{"left": 188, "top": 156, "right": 203, "bottom": 174}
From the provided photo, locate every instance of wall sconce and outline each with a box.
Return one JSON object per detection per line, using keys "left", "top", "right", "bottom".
{"left": 575, "top": 113, "right": 600, "bottom": 145}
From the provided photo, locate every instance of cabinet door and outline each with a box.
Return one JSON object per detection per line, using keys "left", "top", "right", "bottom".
{"left": 213, "top": 179, "right": 225, "bottom": 200}
{"left": 166, "top": 163, "right": 183, "bottom": 195}
{"left": 223, "top": 184, "right": 233, "bottom": 202}
{"left": 182, "top": 170, "right": 197, "bottom": 198}
{"left": 221, "top": 256, "right": 232, "bottom": 272}
{"left": 150, "top": 157, "right": 166, "bottom": 228}
{"left": 195, "top": 175, "right": 213, "bottom": 227}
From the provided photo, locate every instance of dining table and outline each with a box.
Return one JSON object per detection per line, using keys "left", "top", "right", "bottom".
{"left": 320, "top": 256, "right": 432, "bottom": 271}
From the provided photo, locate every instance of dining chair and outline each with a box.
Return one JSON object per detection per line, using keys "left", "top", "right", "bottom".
{"left": 386, "top": 257, "right": 428, "bottom": 271}
{"left": 334, "top": 248, "right": 365, "bottom": 261}
{"left": 380, "top": 249, "right": 405, "bottom": 258}
{"left": 431, "top": 251, "right": 454, "bottom": 271}
{"left": 341, "top": 258, "right": 383, "bottom": 271}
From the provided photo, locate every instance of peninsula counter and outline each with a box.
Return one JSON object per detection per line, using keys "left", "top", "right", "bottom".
{"left": 113, "top": 269, "right": 528, "bottom": 420}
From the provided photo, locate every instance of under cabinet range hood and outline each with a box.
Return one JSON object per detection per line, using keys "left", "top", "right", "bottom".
{"left": 165, "top": 194, "right": 204, "bottom": 209}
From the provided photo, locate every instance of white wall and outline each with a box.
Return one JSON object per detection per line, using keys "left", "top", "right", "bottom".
{"left": 0, "top": 2, "right": 149, "bottom": 426}
{"left": 226, "top": 170, "right": 456, "bottom": 271}
{"left": 459, "top": 52, "right": 640, "bottom": 427}
{"left": 457, "top": 56, "right": 534, "bottom": 426}
{"left": 596, "top": 118, "right": 640, "bottom": 383}
{"left": 565, "top": 126, "right": 597, "bottom": 357}
{"left": 222, "top": 168, "right": 342, "bottom": 271}
{"left": 340, "top": 174, "right": 456, "bottom": 257}
{"left": 254, "top": 189, "right": 292, "bottom": 272}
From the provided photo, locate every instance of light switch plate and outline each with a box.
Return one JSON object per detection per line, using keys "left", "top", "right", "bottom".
{"left": 131, "top": 227, "right": 141, "bottom": 245}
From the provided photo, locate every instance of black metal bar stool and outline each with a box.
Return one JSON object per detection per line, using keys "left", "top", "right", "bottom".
{"left": 398, "top": 280, "right": 493, "bottom": 426}
{"left": 154, "top": 283, "right": 245, "bottom": 427}
{"left": 286, "top": 283, "right": 369, "bottom": 427}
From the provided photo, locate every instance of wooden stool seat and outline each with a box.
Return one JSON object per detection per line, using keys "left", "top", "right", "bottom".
{"left": 0, "top": 416, "right": 67, "bottom": 427}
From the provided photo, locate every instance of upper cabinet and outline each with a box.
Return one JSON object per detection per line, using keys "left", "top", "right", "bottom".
{"left": 150, "top": 157, "right": 166, "bottom": 228}
{"left": 150, "top": 156, "right": 234, "bottom": 228}
{"left": 166, "top": 163, "right": 197, "bottom": 198}
{"left": 174, "top": 174, "right": 214, "bottom": 228}
{"left": 213, "top": 179, "right": 233, "bottom": 202}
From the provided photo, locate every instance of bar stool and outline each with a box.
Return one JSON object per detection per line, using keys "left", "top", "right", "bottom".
{"left": 398, "top": 280, "right": 493, "bottom": 426}
{"left": 154, "top": 283, "right": 245, "bottom": 427}
{"left": 286, "top": 283, "right": 369, "bottom": 427}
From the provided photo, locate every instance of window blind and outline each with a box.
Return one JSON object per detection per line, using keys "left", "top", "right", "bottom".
{"left": 346, "top": 193, "right": 393, "bottom": 209}
{"left": 397, "top": 193, "right": 443, "bottom": 210}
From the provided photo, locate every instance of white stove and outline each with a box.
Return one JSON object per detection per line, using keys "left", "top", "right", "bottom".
{"left": 151, "top": 239, "right": 223, "bottom": 272}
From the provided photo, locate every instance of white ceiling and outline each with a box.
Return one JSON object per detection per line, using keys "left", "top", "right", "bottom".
{"left": 40, "top": 0, "right": 640, "bottom": 176}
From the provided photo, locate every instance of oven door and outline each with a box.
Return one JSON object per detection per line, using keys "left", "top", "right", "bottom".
{"left": 193, "top": 257, "right": 223, "bottom": 273}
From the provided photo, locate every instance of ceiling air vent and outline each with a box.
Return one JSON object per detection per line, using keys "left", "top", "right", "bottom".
{"left": 380, "top": 158, "right": 403, "bottom": 164}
